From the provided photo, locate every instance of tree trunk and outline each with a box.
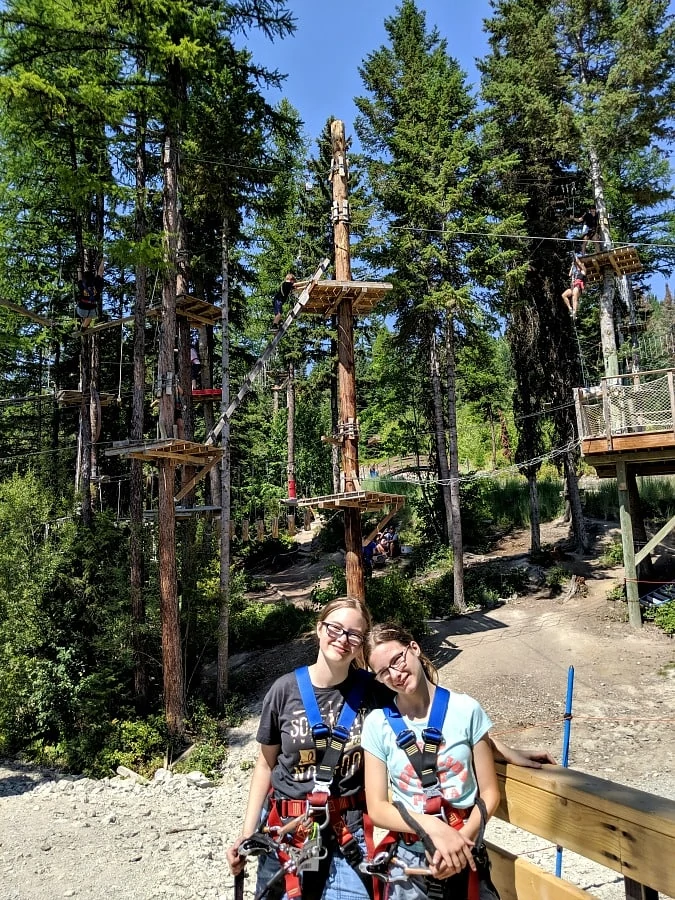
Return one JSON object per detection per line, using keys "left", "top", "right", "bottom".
{"left": 331, "top": 120, "right": 364, "bottom": 602}
{"left": 286, "top": 363, "right": 296, "bottom": 499}
{"left": 429, "top": 325, "right": 453, "bottom": 542}
{"left": 78, "top": 332, "right": 93, "bottom": 527}
{"left": 130, "top": 105, "right": 148, "bottom": 708}
{"left": 527, "top": 469, "right": 541, "bottom": 556}
{"left": 330, "top": 326, "right": 340, "bottom": 494}
{"left": 158, "top": 460, "right": 184, "bottom": 736}
{"left": 445, "top": 317, "right": 465, "bottom": 613}
{"left": 563, "top": 450, "right": 589, "bottom": 553}
{"left": 216, "top": 216, "right": 232, "bottom": 709}
{"left": 158, "top": 127, "right": 184, "bottom": 736}
{"left": 588, "top": 144, "right": 619, "bottom": 378}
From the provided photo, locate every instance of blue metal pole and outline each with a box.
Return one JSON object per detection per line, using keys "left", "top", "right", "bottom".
{"left": 556, "top": 665, "right": 575, "bottom": 878}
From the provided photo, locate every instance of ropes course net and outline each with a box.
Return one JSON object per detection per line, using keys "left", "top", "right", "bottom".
{"left": 581, "top": 371, "right": 675, "bottom": 438}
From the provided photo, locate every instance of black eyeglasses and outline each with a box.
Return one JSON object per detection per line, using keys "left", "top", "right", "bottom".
{"left": 374, "top": 646, "right": 410, "bottom": 682}
{"left": 321, "top": 621, "right": 364, "bottom": 648}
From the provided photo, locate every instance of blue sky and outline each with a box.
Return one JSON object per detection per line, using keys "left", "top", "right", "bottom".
{"left": 238, "top": 0, "right": 673, "bottom": 297}
{"left": 240, "top": 0, "right": 489, "bottom": 144}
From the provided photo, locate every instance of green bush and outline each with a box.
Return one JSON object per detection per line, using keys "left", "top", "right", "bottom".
{"left": 545, "top": 565, "right": 568, "bottom": 594}
{"left": 644, "top": 601, "right": 675, "bottom": 635}
{"left": 366, "top": 569, "right": 430, "bottom": 631}
{"left": 601, "top": 539, "right": 624, "bottom": 565}
{"left": 230, "top": 600, "right": 314, "bottom": 651}
{"left": 463, "top": 564, "right": 531, "bottom": 609}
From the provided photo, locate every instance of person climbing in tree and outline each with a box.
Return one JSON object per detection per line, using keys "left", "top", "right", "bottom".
{"left": 271, "top": 272, "right": 296, "bottom": 330}
{"left": 562, "top": 254, "right": 586, "bottom": 318}
{"left": 573, "top": 205, "right": 600, "bottom": 254}
{"left": 190, "top": 346, "right": 201, "bottom": 391}
{"left": 76, "top": 259, "right": 105, "bottom": 329}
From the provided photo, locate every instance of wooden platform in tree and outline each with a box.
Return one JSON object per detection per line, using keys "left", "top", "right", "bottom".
{"left": 106, "top": 439, "right": 223, "bottom": 502}
{"left": 147, "top": 294, "right": 222, "bottom": 326}
{"left": 106, "top": 438, "right": 222, "bottom": 465}
{"left": 293, "top": 280, "right": 392, "bottom": 317}
{"left": 578, "top": 246, "right": 642, "bottom": 285}
{"left": 143, "top": 505, "right": 222, "bottom": 520}
{"left": 87, "top": 315, "right": 135, "bottom": 333}
{"left": 192, "top": 388, "right": 222, "bottom": 401}
{"left": 57, "top": 389, "right": 118, "bottom": 407}
{"left": 296, "top": 490, "right": 406, "bottom": 512}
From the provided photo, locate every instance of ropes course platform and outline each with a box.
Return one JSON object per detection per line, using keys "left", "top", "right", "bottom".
{"left": 575, "top": 369, "right": 675, "bottom": 476}
{"left": 143, "top": 505, "right": 222, "bottom": 520}
{"left": 294, "top": 280, "right": 392, "bottom": 317}
{"left": 296, "top": 490, "right": 406, "bottom": 512}
{"left": 105, "top": 438, "right": 223, "bottom": 501}
{"left": 578, "top": 246, "right": 642, "bottom": 285}
{"left": 147, "top": 293, "right": 221, "bottom": 327}
{"left": 192, "top": 388, "right": 222, "bottom": 400}
{"left": 57, "top": 389, "right": 118, "bottom": 407}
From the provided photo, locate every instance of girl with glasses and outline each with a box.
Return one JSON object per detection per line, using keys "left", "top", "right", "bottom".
{"left": 362, "top": 622, "right": 501, "bottom": 899}
{"left": 228, "top": 606, "right": 553, "bottom": 899}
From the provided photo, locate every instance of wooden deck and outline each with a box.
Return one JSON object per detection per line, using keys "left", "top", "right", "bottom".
{"left": 578, "top": 246, "right": 642, "bottom": 286}
{"left": 106, "top": 438, "right": 223, "bottom": 466}
{"left": 57, "top": 389, "right": 118, "bottom": 407}
{"left": 296, "top": 489, "right": 405, "bottom": 511}
{"left": 293, "top": 280, "right": 392, "bottom": 317}
{"left": 575, "top": 369, "right": 675, "bottom": 476}
{"left": 147, "top": 294, "right": 222, "bottom": 326}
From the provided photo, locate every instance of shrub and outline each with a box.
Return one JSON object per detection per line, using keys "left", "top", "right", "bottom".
{"left": 644, "top": 601, "right": 675, "bottom": 635}
{"left": 230, "top": 600, "right": 314, "bottom": 652}
{"left": 601, "top": 539, "right": 623, "bottom": 565}
{"left": 545, "top": 565, "right": 568, "bottom": 594}
{"left": 366, "top": 570, "right": 430, "bottom": 631}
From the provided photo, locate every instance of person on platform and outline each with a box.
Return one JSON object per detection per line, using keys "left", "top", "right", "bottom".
{"left": 562, "top": 254, "right": 586, "bottom": 319}
{"left": 272, "top": 272, "right": 296, "bottom": 330}
{"left": 573, "top": 205, "right": 600, "bottom": 254}
{"left": 190, "top": 346, "right": 202, "bottom": 391}
{"left": 76, "top": 259, "right": 105, "bottom": 329}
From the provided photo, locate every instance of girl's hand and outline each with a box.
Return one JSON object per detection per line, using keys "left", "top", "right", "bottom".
{"left": 226, "top": 837, "right": 247, "bottom": 876}
{"left": 421, "top": 815, "right": 475, "bottom": 879}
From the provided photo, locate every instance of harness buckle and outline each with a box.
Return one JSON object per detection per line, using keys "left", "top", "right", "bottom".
{"left": 331, "top": 724, "right": 350, "bottom": 743}
{"left": 394, "top": 728, "right": 418, "bottom": 750}
{"left": 421, "top": 726, "right": 443, "bottom": 745}
{"left": 311, "top": 723, "right": 330, "bottom": 742}
{"left": 306, "top": 792, "right": 331, "bottom": 830}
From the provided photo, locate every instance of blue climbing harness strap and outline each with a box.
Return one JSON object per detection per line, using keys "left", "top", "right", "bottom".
{"left": 383, "top": 685, "right": 450, "bottom": 792}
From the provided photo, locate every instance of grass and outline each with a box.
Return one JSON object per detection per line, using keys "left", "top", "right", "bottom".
{"left": 582, "top": 475, "right": 675, "bottom": 521}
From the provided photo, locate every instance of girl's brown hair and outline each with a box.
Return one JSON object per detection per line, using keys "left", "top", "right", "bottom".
{"left": 365, "top": 622, "right": 438, "bottom": 684}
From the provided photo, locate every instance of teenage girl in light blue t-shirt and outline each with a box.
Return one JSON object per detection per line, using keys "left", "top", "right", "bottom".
{"left": 361, "top": 622, "right": 501, "bottom": 898}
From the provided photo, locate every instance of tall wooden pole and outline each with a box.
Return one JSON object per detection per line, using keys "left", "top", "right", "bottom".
{"left": 616, "top": 461, "right": 642, "bottom": 627}
{"left": 331, "top": 120, "right": 365, "bottom": 602}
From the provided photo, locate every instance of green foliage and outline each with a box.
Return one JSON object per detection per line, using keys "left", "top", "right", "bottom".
{"left": 606, "top": 583, "right": 626, "bottom": 603}
{"left": 583, "top": 477, "right": 675, "bottom": 522}
{"left": 366, "top": 570, "right": 430, "bottom": 631}
{"left": 230, "top": 600, "right": 314, "bottom": 652}
{"left": 90, "top": 716, "right": 168, "bottom": 778}
{"left": 463, "top": 564, "right": 530, "bottom": 611}
{"left": 545, "top": 565, "right": 568, "bottom": 594}
{"left": 310, "top": 565, "right": 346, "bottom": 606}
{"left": 601, "top": 540, "right": 624, "bottom": 566}
{"left": 644, "top": 602, "right": 675, "bottom": 636}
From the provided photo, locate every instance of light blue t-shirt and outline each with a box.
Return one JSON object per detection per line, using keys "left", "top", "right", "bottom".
{"left": 361, "top": 690, "right": 492, "bottom": 813}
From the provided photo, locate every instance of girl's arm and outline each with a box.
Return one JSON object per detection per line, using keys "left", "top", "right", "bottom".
{"left": 364, "top": 750, "right": 475, "bottom": 877}
{"left": 490, "top": 735, "right": 556, "bottom": 768}
{"left": 226, "top": 744, "right": 279, "bottom": 874}
{"left": 458, "top": 736, "right": 501, "bottom": 844}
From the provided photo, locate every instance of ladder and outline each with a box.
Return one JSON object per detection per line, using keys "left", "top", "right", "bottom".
{"left": 205, "top": 258, "right": 330, "bottom": 446}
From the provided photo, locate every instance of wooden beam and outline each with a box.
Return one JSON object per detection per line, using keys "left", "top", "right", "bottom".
{"left": 487, "top": 844, "right": 594, "bottom": 900}
{"left": 87, "top": 315, "right": 135, "bottom": 333}
{"left": 495, "top": 763, "right": 675, "bottom": 896}
{"left": 0, "top": 297, "right": 54, "bottom": 327}
{"left": 362, "top": 506, "right": 399, "bottom": 546}
{"left": 617, "top": 460, "right": 642, "bottom": 627}
{"left": 635, "top": 509, "right": 675, "bottom": 565}
{"left": 173, "top": 453, "right": 221, "bottom": 502}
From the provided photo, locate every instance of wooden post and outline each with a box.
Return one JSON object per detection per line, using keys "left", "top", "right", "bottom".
{"left": 616, "top": 461, "right": 642, "bottom": 628}
{"left": 331, "top": 119, "right": 365, "bottom": 602}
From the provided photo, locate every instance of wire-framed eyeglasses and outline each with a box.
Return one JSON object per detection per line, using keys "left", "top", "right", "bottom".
{"left": 321, "top": 620, "right": 364, "bottom": 648}
{"left": 374, "top": 645, "right": 410, "bottom": 682}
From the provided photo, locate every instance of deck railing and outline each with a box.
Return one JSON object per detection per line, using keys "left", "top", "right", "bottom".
{"left": 575, "top": 368, "right": 675, "bottom": 445}
{"left": 490, "top": 762, "right": 675, "bottom": 899}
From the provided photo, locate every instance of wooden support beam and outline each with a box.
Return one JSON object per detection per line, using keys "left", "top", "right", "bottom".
{"left": 0, "top": 297, "right": 54, "bottom": 327}
{"left": 362, "top": 506, "right": 399, "bottom": 546}
{"left": 321, "top": 434, "right": 343, "bottom": 446}
{"left": 87, "top": 315, "right": 135, "bottom": 333}
{"left": 616, "top": 461, "right": 642, "bottom": 627}
{"left": 487, "top": 844, "right": 594, "bottom": 900}
{"left": 174, "top": 453, "right": 221, "bottom": 503}
{"left": 635, "top": 509, "right": 675, "bottom": 565}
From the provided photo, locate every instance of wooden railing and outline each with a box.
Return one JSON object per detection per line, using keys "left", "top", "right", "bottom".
{"left": 489, "top": 763, "right": 675, "bottom": 899}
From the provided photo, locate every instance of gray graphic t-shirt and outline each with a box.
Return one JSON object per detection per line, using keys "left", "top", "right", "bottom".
{"left": 256, "top": 669, "right": 389, "bottom": 800}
